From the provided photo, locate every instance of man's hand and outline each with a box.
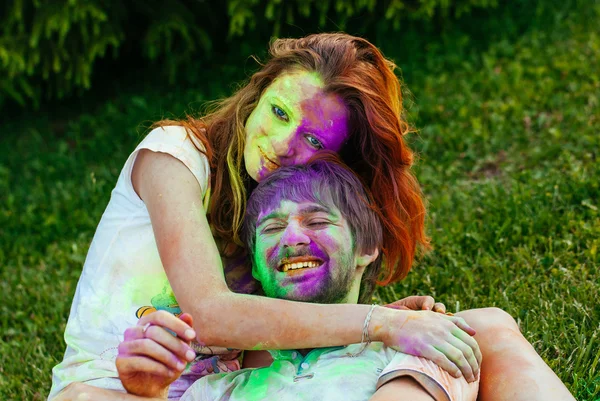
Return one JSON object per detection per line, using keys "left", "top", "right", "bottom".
{"left": 384, "top": 295, "right": 446, "bottom": 314}
{"left": 116, "top": 311, "right": 197, "bottom": 398}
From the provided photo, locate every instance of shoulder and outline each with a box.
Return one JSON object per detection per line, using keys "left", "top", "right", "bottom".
{"left": 133, "top": 125, "right": 211, "bottom": 197}
{"left": 142, "top": 125, "right": 199, "bottom": 149}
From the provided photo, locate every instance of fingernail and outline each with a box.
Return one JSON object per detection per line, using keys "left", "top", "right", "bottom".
{"left": 184, "top": 329, "right": 196, "bottom": 340}
{"left": 186, "top": 349, "right": 196, "bottom": 361}
{"left": 177, "top": 361, "right": 185, "bottom": 370}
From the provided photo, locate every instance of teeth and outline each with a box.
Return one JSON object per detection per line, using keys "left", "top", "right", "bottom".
{"left": 281, "top": 261, "right": 320, "bottom": 272}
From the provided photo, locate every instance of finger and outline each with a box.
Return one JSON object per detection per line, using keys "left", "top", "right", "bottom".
{"left": 119, "top": 338, "right": 188, "bottom": 371}
{"left": 145, "top": 324, "right": 196, "bottom": 363}
{"left": 384, "top": 304, "right": 411, "bottom": 310}
{"left": 448, "top": 333, "right": 479, "bottom": 382}
{"left": 452, "top": 328, "right": 483, "bottom": 369}
{"left": 124, "top": 325, "right": 146, "bottom": 342}
{"left": 425, "top": 347, "right": 463, "bottom": 379}
{"left": 433, "top": 302, "right": 446, "bottom": 314}
{"left": 138, "top": 310, "right": 196, "bottom": 341}
{"left": 420, "top": 296, "right": 436, "bottom": 310}
{"left": 116, "top": 355, "right": 177, "bottom": 378}
{"left": 448, "top": 316, "right": 476, "bottom": 336}
{"left": 179, "top": 313, "right": 194, "bottom": 328}
{"left": 434, "top": 342, "right": 475, "bottom": 381}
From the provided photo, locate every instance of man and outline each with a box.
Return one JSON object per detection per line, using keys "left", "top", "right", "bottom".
{"left": 116, "top": 159, "right": 480, "bottom": 401}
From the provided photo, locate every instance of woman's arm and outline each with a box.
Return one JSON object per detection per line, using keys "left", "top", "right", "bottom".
{"left": 132, "top": 150, "right": 480, "bottom": 380}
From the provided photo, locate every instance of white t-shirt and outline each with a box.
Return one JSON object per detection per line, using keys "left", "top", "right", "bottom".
{"left": 49, "top": 126, "right": 257, "bottom": 400}
{"left": 180, "top": 343, "right": 479, "bottom": 401}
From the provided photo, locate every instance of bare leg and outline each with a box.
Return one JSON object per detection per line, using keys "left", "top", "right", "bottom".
{"left": 370, "top": 377, "right": 435, "bottom": 401}
{"left": 456, "top": 308, "right": 576, "bottom": 401}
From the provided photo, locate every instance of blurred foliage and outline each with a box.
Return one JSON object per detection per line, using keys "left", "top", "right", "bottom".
{"left": 0, "top": 0, "right": 218, "bottom": 108}
{"left": 227, "top": 0, "right": 498, "bottom": 37}
{"left": 0, "top": 0, "right": 501, "bottom": 109}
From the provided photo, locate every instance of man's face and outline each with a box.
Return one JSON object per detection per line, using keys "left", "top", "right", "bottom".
{"left": 252, "top": 199, "right": 360, "bottom": 303}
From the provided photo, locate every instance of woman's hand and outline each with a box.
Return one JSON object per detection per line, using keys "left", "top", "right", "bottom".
{"left": 116, "top": 311, "right": 197, "bottom": 398}
{"left": 384, "top": 295, "right": 446, "bottom": 313}
{"left": 374, "top": 308, "right": 482, "bottom": 383}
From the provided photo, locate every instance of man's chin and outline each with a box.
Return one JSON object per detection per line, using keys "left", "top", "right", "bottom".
{"left": 265, "top": 289, "right": 319, "bottom": 303}
{"left": 273, "top": 290, "right": 349, "bottom": 305}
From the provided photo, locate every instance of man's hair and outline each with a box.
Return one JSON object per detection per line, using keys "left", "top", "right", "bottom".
{"left": 242, "top": 154, "right": 383, "bottom": 304}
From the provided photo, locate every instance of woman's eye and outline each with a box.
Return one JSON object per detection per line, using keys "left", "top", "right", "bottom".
{"left": 272, "top": 106, "right": 289, "bottom": 122}
{"left": 306, "top": 135, "right": 323, "bottom": 150}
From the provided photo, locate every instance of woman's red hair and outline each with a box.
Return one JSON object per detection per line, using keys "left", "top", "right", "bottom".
{"left": 156, "top": 33, "right": 429, "bottom": 284}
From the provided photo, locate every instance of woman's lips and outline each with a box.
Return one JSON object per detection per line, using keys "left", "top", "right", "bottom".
{"left": 259, "top": 147, "right": 280, "bottom": 170}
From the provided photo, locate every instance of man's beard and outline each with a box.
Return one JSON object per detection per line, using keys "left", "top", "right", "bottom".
{"left": 270, "top": 250, "right": 356, "bottom": 304}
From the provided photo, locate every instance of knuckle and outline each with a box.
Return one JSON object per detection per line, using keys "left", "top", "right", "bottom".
{"left": 136, "top": 338, "right": 155, "bottom": 352}
{"left": 144, "top": 324, "right": 159, "bottom": 337}
{"left": 450, "top": 350, "right": 463, "bottom": 361}
{"left": 463, "top": 345, "right": 474, "bottom": 356}
{"left": 151, "top": 310, "right": 171, "bottom": 323}
{"left": 433, "top": 355, "right": 447, "bottom": 365}
{"left": 117, "top": 342, "right": 129, "bottom": 354}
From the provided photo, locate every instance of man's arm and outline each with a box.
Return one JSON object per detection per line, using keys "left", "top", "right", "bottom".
{"left": 369, "top": 377, "right": 436, "bottom": 401}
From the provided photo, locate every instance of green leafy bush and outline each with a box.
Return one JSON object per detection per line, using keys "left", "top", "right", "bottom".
{"left": 228, "top": 0, "right": 498, "bottom": 36}
{"left": 0, "top": 0, "right": 500, "bottom": 109}
{"left": 0, "top": 0, "right": 216, "bottom": 108}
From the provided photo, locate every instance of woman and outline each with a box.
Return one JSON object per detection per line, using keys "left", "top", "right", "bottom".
{"left": 49, "top": 33, "right": 574, "bottom": 401}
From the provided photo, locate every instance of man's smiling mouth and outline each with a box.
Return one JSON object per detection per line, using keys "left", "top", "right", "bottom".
{"left": 278, "top": 257, "right": 324, "bottom": 272}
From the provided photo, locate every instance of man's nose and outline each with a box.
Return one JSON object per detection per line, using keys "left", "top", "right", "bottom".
{"left": 280, "top": 223, "right": 310, "bottom": 248}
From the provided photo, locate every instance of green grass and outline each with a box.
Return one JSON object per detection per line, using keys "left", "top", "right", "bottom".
{"left": 1, "top": 3, "right": 599, "bottom": 401}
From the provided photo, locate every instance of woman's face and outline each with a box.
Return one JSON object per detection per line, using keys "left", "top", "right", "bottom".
{"left": 244, "top": 70, "right": 349, "bottom": 182}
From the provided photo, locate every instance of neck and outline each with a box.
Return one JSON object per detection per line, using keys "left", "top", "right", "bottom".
{"left": 295, "top": 276, "right": 364, "bottom": 357}
{"left": 343, "top": 272, "right": 362, "bottom": 304}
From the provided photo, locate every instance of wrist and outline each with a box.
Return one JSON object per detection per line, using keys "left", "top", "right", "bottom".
{"left": 368, "top": 305, "right": 391, "bottom": 343}
{"left": 368, "top": 307, "right": 412, "bottom": 345}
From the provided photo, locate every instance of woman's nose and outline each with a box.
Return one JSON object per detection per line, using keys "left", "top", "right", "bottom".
{"left": 271, "top": 130, "right": 296, "bottom": 159}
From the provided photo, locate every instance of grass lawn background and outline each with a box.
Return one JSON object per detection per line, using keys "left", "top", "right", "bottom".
{"left": 1, "top": 3, "right": 599, "bottom": 400}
